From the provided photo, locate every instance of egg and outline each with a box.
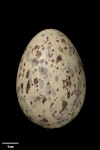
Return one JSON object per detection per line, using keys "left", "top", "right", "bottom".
{"left": 16, "top": 29, "right": 86, "bottom": 128}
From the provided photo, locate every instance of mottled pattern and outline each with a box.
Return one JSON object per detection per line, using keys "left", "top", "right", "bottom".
{"left": 16, "top": 29, "right": 86, "bottom": 129}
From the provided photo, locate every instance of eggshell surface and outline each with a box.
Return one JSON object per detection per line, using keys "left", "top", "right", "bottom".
{"left": 16, "top": 29, "right": 86, "bottom": 128}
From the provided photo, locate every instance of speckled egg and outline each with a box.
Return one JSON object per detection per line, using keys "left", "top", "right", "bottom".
{"left": 16, "top": 29, "right": 86, "bottom": 128}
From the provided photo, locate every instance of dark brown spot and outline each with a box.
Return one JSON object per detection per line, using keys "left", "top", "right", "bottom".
{"left": 50, "top": 102, "right": 54, "bottom": 107}
{"left": 21, "top": 83, "right": 23, "bottom": 89}
{"left": 42, "top": 97, "right": 47, "bottom": 104}
{"left": 26, "top": 70, "right": 30, "bottom": 78}
{"left": 57, "top": 88, "right": 59, "bottom": 91}
{"left": 34, "top": 78, "right": 38, "bottom": 84}
{"left": 52, "top": 49, "right": 54, "bottom": 52}
{"left": 56, "top": 55, "right": 62, "bottom": 63}
{"left": 23, "top": 68, "right": 25, "bottom": 72}
{"left": 67, "top": 91, "right": 70, "bottom": 98}
{"left": 19, "top": 73, "right": 21, "bottom": 78}
{"left": 61, "top": 39, "right": 66, "bottom": 43}
{"left": 49, "top": 91, "right": 51, "bottom": 94}
{"left": 35, "top": 45, "right": 40, "bottom": 49}
{"left": 35, "top": 50, "right": 42, "bottom": 57}
{"left": 47, "top": 82, "right": 49, "bottom": 85}
{"left": 42, "top": 118, "right": 48, "bottom": 122}
{"left": 52, "top": 59, "right": 55, "bottom": 63}
{"left": 62, "top": 101, "right": 68, "bottom": 112}
{"left": 66, "top": 81, "right": 70, "bottom": 86}
{"left": 26, "top": 80, "right": 30, "bottom": 93}
{"left": 48, "top": 42, "right": 51, "bottom": 44}
{"left": 64, "top": 47, "right": 67, "bottom": 50}
{"left": 47, "top": 36, "right": 49, "bottom": 41}
{"left": 42, "top": 47, "right": 45, "bottom": 50}
{"left": 38, "top": 114, "right": 41, "bottom": 117}
{"left": 56, "top": 67, "right": 59, "bottom": 70}
{"left": 30, "top": 101, "right": 32, "bottom": 105}
{"left": 35, "top": 68, "right": 37, "bottom": 71}
{"left": 24, "top": 63, "right": 26, "bottom": 66}
{"left": 47, "top": 124, "right": 50, "bottom": 126}
{"left": 68, "top": 76, "right": 71, "bottom": 80}
{"left": 56, "top": 39, "right": 59, "bottom": 42}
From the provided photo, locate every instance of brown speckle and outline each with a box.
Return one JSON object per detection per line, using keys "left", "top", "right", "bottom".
{"left": 68, "top": 76, "right": 71, "bottom": 80}
{"left": 35, "top": 68, "right": 37, "bottom": 71}
{"left": 56, "top": 55, "right": 62, "bottom": 63}
{"left": 19, "top": 73, "right": 21, "bottom": 78}
{"left": 47, "top": 82, "right": 49, "bottom": 85}
{"left": 23, "top": 68, "right": 25, "bottom": 72}
{"left": 35, "top": 50, "right": 42, "bottom": 57}
{"left": 61, "top": 39, "right": 66, "bottom": 43}
{"left": 48, "top": 42, "right": 51, "bottom": 45}
{"left": 64, "top": 47, "right": 67, "bottom": 50}
{"left": 42, "top": 118, "right": 48, "bottom": 122}
{"left": 47, "top": 124, "right": 50, "bottom": 126}
{"left": 57, "top": 88, "right": 59, "bottom": 91}
{"left": 30, "top": 101, "right": 32, "bottom": 105}
{"left": 21, "top": 83, "right": 23, "bottom": 89}
{"left": 47, "top": 36, "right": 49, "bottom": 41}
{"left": 52, "top": 59, "right": 55, "bottom": 63}
{"left": 24, "top": 63, "right": 26, "bottom": 66}
{"left": 42, "top": 97, "right": 47, "bottom": 104}
{"left": 34, "top": 78, "right": 38, "bottom": 84}
{"left": 38, "top": 114, "right": 41, "bottom": 117}
{"left": 67, "top": 91, "right": 70, "bottom": 98}
{"left": 56, "top": 39, "right": 59, "bottom": 42}
{"left": 42, "top": 47, "right": 45, "bottom": 50}
{"left": 26, "top": 80, "right": 30, "bottom": 93}
{"left": 35, "top": 45, "right": 40, "bottom": 49}
{"left": 26, "top": 70, "right": 30, "bottom": 78}
{"left": 50, "top": 102, "right": 54, "bottom": 107}
{"left": 62, "top": 101, "right": 68, "bottom": 112}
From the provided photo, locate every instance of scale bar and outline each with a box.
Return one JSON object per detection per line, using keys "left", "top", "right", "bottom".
{"left": 2, "top": 142, "right": 19, "bottom": 144}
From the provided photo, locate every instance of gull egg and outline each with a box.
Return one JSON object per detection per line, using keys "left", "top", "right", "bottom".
{"left": 16, "top": 29, "right": 86, "bottom": 128}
